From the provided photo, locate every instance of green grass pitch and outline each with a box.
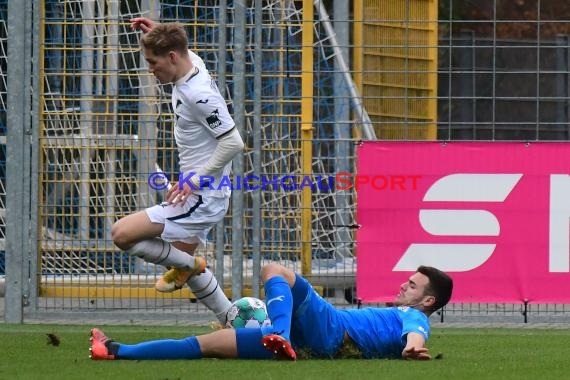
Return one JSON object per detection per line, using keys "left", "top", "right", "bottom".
{"left": 0, "top": 324, "right": 568, "bottom": 380}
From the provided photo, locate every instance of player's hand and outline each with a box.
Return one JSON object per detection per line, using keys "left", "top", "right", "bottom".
{"left": 402, "top": 346, "right": 431, "bottom": 360}
{"left": 130, "top": 17, "right": 156, "bottom": 33}
{"left": 165, "top": 181, "right": 196, "bottom": 206}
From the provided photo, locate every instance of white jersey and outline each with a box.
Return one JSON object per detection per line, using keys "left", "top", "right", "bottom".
{"left": 171, "top": 49, "right": 236, "bottom": 198}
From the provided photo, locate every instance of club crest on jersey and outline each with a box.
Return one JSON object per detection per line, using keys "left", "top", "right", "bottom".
{"left": 206, "top": 109, "right": 222, "bottom": 129}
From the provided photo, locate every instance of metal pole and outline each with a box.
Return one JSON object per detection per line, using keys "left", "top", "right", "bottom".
{"left": 251, "top": 0, "right": 262, "bottom": 298}
{"left": 232, "top": 0, "right": 246, "bottom": 300}
{"left": 28, "top": 0, "right": 42, "bottom": 313}
{"left": 20, "top": 0, "right": 33, "bottom": 313}
{"left": 333, "top": 0, "right": 352, "bottom": 261}
{"left": 215, "top": 0, "right": 228, "bottom": 291}
{"left": 105, "top": 0, "right": 119, "bottom": 247}
{"left": 79, "top": 1, "right": 95, "bottom": 247}
{"left": 535, "top": 0, "right": 541, "bottom": 140}
{"left": 445, "top": 0, "right": 453, "bottom": 141}
{"left": 6, "top": 0, "right": 32, "bottom": 323}
{"left": 301, "top": 0, "right": 314, "bottom": 276}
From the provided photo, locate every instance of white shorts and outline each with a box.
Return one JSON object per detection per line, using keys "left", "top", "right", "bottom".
{"left": 145, "top": 193, "right": 230, "bottom": 247}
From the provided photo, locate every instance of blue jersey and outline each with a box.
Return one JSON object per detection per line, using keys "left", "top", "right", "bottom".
{"left": 338, "top": 306, "right": 430, "bottom": 358}
{"left": 288, "top": 275, "right": 430, "bottom": 359}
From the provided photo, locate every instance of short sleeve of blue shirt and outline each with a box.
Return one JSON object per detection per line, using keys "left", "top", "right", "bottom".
{"left": 399, "top": 306, "right": 430, "bottom": 344}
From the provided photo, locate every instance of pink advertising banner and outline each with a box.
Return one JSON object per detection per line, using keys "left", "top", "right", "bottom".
{"left": 356, "top": 142, "right": 570, "bottom": 303}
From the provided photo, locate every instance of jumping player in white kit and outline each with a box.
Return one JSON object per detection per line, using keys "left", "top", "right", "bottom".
{"left": 111, "top": 18, "right": 244, "bottom": 324}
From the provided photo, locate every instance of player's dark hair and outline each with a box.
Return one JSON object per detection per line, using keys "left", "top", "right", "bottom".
{"left": 140, "top": 22, "right": 189, "bottom": 57}
{"left": 417, "top": 266, "right": 453, "bottom": 313}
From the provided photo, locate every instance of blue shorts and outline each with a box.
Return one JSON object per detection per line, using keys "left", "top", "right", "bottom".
{"left": 289, "top": 274, "right": 345, "bottom": 357}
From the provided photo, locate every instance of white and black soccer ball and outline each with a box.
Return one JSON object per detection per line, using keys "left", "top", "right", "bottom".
{"left": 225, "top": 297, "right": 272, "bottom": 328}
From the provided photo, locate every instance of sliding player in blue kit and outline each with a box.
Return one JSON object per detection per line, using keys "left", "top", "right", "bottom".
{"left": 90, "top": 263, "right": 453, "bottom": 361}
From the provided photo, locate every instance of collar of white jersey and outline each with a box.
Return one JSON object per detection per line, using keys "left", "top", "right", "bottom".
{"left": 175, "top": 66, "right": 199, "bottom": 86}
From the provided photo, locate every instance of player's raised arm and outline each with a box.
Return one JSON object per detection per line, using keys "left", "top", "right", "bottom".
{"left": 130, "top": 17, "right": 156, "bottom": 33}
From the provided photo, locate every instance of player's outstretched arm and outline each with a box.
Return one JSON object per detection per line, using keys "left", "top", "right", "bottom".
{"left": 130, "top": 17, "right": 156, "bottom": 33}
{"left": 402, "top": 332, "right": 431, "bottom": 360}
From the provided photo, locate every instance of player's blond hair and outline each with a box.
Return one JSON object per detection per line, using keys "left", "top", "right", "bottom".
{"left": 140, "top": 22, "right": 189, "bottom": 57}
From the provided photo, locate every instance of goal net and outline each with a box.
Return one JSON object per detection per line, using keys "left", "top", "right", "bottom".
{"left": 34, "top": 0, "right": 360, "bottom": 306}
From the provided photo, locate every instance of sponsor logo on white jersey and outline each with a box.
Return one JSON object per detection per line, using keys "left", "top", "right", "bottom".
{"left": 206, "top": 109, "right": 222, "bottom": 129}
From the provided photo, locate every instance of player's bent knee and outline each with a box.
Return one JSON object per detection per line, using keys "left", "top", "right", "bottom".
{"left": 260, "top": 263, "right": 281, "bottom": 282}
{"left": 261, "top": 263, "right": 295, "bottom": 285}
{"left": 111, "top": 223, "right": 131, "bottom": 250}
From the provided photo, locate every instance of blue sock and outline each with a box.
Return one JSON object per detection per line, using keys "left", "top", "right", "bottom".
{"left": 116, "top": 336, "right": 202, "bottom": 360}
{"left": 261, "top": 276, "right": 293, "bottom": 341}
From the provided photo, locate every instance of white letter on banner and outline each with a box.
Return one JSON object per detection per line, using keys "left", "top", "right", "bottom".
{"left": 549, "top": 174, "right": 570, "bottom": 272}
{"left": 419, "top": 210, "right": 500, "bottom": 236}
{"left": 423, "top": 173, "right": 522, "bottom": 202}
{"left": 393, "top": 244, "right": 496, "bottom": 272}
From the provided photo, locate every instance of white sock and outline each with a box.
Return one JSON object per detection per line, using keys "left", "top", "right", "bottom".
{"left": 128, "top": 238, "right": 196, "bottom": 270}
{"left": 187, "top": 268, "right": 231, "bottom": 324}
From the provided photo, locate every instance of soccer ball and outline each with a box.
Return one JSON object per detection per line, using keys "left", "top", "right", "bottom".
{"left": 225, "top": 297, "right": 272, "bottom": 328}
